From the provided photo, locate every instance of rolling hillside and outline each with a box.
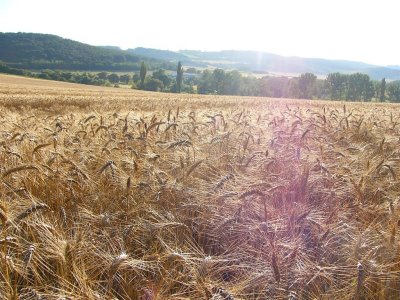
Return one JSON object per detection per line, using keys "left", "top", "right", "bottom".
{"left": 2, "top": 32, "right": 400, "bottom": 79}
{"left": 132, "top": 48, "right": 400, "bottom": 80}
{"left": 0, "top": 32, "right": 172, "bottom": 71}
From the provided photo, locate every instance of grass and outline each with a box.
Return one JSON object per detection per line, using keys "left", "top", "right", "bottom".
{"left": 0, "top": 73, "right": 400, "bottom": 299}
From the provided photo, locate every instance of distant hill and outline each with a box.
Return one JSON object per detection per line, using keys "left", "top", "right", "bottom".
{"left": 128, "top": 47, "right": 188, "bottom": 62}
{"left": 388, "top": 65, "right": 400, "bottom": 70}
{"left": 99, "top": 46, "right": 122, "bottom": 51}
{"left": 0, "top": 32, "right": 172, "bottom": 71}
{"left": 2, "top": 32, "right": 400, "bottom": 80}
{"left": 130, "top": 48, "right": 400, "bottom": 80}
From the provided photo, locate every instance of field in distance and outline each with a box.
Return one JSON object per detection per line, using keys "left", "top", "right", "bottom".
{"left": 1, "top": 74, "right": 400, "bottom": 299}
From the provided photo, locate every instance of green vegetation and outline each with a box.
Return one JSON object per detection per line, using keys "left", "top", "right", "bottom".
{"left": 2, "top": 60, "right": 400, "bottom": 102}
{"left": 132, "top": 48, "right": 400, "bottom": 81}
{"left": 3, "top": 32, "right": 400, "bottom": 81}
{"left": 388, "top": 81, "right": 400, "bottom": 102}
{"left": 0, "top": 63, "right": 30, "bottom": 76}
{"left": 139, "top": 62, "right": 147, "bottom": 88}
{"left": 190, "top": 69, "right": 400, "bottom": 102}
{"left": 2, "top": 32, "right": 400, "bottom": 102}
{"left": 176, "top": 61, "right": 183, "bottom": 93}
{"left": 0, "top": 32, "right": 174, "bottom": 71}
{"left": 380, "top": 78, "right": 386, "bottom": 101}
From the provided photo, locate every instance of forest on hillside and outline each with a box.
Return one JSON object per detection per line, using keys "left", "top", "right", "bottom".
{"left": 0, "top": 33, "right": 174, "bottom": 71}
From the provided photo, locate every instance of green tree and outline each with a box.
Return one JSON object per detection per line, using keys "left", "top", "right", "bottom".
{"left": 198, "top": 70, "right": 215, "bottom": 94}
{"left": 213, "top": 69, "right": 225, "bottom": 94}
{"left": 259, "top": 76, "right": 290, "bottom": 98}
{"left": 380, "top": 78, "right": 386, "bottom": 102}
{"left": 152, "top": 69, "right": 172, "bottom": 89}
{"left": 223, "top": 70, "right": 242, "bottom": 95}
{"left": 186, "top": 67, "right": 199, "bottom": 74}
{"left": 120, "top": 74, "right": 131, "bottom": 84}
{"left": 107, "top": 73, "right": 119, "bottom": 84}
{"left": 314, "top": 79, "right": 329, "bottom": 100}
{"left": 288, "top": 78, "right": 300, "bottom": 98}
{"left": 387, "top": 81, "right": 400, "bottom": 102}
{"left": 140, "top": 61, "right": 147, "bottom": 88}
{"left": 326, "top": 73, "right": 347, "bottom": 100}
{"left": 346, "top": 73, "right": 373, "bottom": 101}
{"left": 132, "top": 73, "right": 140, "bottom": 83}
{"left": 176, "top": 61, "right": 184, "bottom": 93}
{"left": 363, "top": 79, "right": 375, "bottom": 102}
{"left": 298, "top": 73, "right": 317, "bottom": 99}
{"left": 144, "top": 78, "right": 164, "bottom": 92}
{"left": 239, "top": 76, "right": 260, "bottom": 96}
{"left": 97, "top": 72, "right": 108, "bottom": 80}
{"left": 61, "top": 72, "right": 73, "bottom": 81}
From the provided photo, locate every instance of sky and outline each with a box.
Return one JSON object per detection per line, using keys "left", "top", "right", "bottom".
{"left": 0, "top": 0, "right": 399, "bottom": 66}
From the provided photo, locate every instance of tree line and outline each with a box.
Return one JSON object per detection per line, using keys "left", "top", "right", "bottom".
{"left": 132, "top": 62, "right": 400, "bottom": 102}
{"left": 1, "top": 61, "right": 400, "bottom": 102}
{"left": 192, "top": 69, "right": 400, "bottom": 102}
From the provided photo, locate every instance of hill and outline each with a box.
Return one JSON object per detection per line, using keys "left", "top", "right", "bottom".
{"left": 131, "top": 48, "right": 400, "bottom": 80}
{"left": 0, "top": 32, "right": 173, "bottom": 71}
{"left": 2, "top": 32, "right": 400, "bottom": 80}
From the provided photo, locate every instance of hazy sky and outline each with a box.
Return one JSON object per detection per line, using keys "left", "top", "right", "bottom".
{"left": 1, "top": 0, "right": 399, "bottom": 66}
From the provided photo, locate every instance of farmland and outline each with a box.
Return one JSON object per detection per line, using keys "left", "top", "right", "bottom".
{"left": 1, "top": 74, "right": 400, "bottom": 299}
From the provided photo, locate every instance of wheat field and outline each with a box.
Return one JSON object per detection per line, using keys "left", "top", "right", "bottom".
{"left": 1, "top": 74, "right": 400, "bottom": 299}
